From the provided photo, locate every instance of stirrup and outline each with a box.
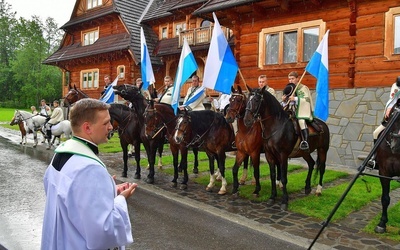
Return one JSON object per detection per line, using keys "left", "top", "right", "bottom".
{"left": 300, "top": 141, "right": 309, "bottom": 150}
{"left": 367, "top": 159, "right": 376, "bottom": 169}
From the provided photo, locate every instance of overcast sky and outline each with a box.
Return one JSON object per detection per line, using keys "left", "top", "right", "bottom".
{"left": 10, "top": 0, "right": 75, "bottom": 27}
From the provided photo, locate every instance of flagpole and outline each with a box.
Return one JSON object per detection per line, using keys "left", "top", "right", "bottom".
{"left": 290, "top": 70, "right": 307, "bottom": 97}
{"left": 238, "top": 69, "right": 249, "bottom": 92}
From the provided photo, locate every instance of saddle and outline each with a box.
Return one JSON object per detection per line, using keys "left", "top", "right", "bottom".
{"left": 290, "top": 116, "right": 323, "bottom": 136}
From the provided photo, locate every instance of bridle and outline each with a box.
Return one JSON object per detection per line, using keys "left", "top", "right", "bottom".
{"left": 228, "top": 93, "right": 246, "bottom": 119}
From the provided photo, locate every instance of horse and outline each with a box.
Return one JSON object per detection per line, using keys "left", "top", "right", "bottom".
{"left": 9, "top": 115, "right": 28, "bottom": 145}
{"left": 112, "top": 84, "right": 165, "bottom": 183}
{"left": 173, "top": 109, "right": 235, "bottom": 194}
{"left": 373, "top": 99, "right": 400, "bottom": 233}
{"left": 243, "top": 86, "right": 330, "bottom": 210}
{"left": 63, "top": 83, "right": 90, "bottom": 106}
{"left": 143, "top": 100, "right": 200, "bottom": 189}
{"left": 13, "top": 110, "right": 71, "bottom": 149}
{"left": 225, "top": 86, "right": 264, "bottom": 196}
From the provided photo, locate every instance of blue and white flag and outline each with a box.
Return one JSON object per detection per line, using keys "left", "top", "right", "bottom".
{"left": 171, "top": 39, "right": 198, "bottom": 114}
{"left": 140, "top": 27, "right": 155, "bottom": 90}
{"left": 202, "top": 12, "right": 238, "bottom": 94}
{"left": 306, "top": 30, "right": 330, "bottom": 121}
{"left": 183, "top": 86, "right": 206, "bottom": 106}
{"left": 100, "top": 76, "right": 118, "bottom": 103}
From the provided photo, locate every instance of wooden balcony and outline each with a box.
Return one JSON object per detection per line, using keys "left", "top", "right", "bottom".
{"left": 178, "top": 25, "right": 232, "bottom": 47}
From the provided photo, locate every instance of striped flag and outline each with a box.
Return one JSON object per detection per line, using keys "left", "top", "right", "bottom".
{"left": 306, "top": 30, "right": 330, "bottom": 121}
{"left": 100, "top": 77, "right": 118, "bottom": 103}
{"left": 202, "top": 12, "right": 238, "bottom": 94}
{"left": 183, "top": 86, "right": 206, "bottom": 106}
{"left": 171, "top": 38, "right": 198, "bottom": 114}
{"left": 140, "top": 27, "right": 155, "bottom": 90}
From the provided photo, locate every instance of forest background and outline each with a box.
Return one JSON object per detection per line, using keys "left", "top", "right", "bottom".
{"left": 0, "top": 0, "right": 63, "bottom": 108}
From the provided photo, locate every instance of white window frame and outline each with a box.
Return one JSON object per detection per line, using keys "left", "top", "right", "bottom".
{"left": 258, "top": 20, "right": 326, "bottom": 69}
{"left": 117, "top": 65, "right": 125, "bottom": 79}
{"left": 81, "top": 69, "right": 99, "bottom": 89}
{"left": 160, "top": 26, "right": 168, "bottom": 39}
{"left": 384, "top": 7, "right": 400, "bottom": 60}
{"left": 82, "top": 28, "right": 99, "bottom": 46}
{"left": 87, "top": 0, "right": 102, "bottom": 10}
{"left": 173, "top": 22, "right": 187, "bottom": 37}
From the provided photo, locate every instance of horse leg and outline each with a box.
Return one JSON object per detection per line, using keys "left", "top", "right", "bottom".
{"left": 178, "top": 146, "right": 188, "bottom": 190}
{"left": 279, "top": 160, "right": 289, "bottom": 211}
{"left": 251, "top": 153, "right": 261, "bottom": 196}
{"left": 303, "top": 155, "right": 315, "bottom": 195}
{"left": 315, "top": 155, "right": 327, "bottom": 196}
{"left": 133, "top": 142, "right": 141, "bottom": 179}
{"left": 192, "top": 147, "right": 199, "bottom": 174}
{"left": 206, "top": 154, "right": 216, "bottom": 192}
{"left": 145, "top": 142, "right": 157, "bottom": 184}
{"left": 375, "top": 178, "right": 391, "bottom": 233}
{"left": 33, "top": 131, "right": 38, "bottom": 148}
{"left": 157, "top": 142, "right": 163, "bottom": 169}
{"left": 267, "top": 160, "right": 277, "bottom": 206}
{"left": 232, "top": 151, "right": 248, "bottom": 196}
{"left": 239, "top": 155, "right": 249, "bottom": 185}
{"left": 170, "top": 145, "right": 180, "bottom": 188}
{"left": 217, "top": 153, "right": 227, "bottom": 195}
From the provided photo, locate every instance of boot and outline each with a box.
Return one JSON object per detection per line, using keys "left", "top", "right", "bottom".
{"left": 300, "top": 129, "right": 309, "bottom": 150}
{"left": 367, "top": 139, "right": 378, "bottom": 169}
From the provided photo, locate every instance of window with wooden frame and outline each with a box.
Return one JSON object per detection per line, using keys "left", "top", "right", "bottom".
{"left": 173, "top": 22, "right": 187, "bottom": 37}
{"left": 160, "top": 26, "right": 168, "bottom": 39}
{"left": 82, "top": 28, "right": 99, "bottom": 46}
{"left": 117, "top": 65, "right": 125, "bottom": 79}
{"left": 258, "top": 20, "right": 326, "bottom": 68}
{"left": 81, "top": 69, "right": 99, "bottom": 89}
{"left": 384, "top": 7, "right": 400, "bottom": 60}
{"left": 87, "top": 0, "right": 102, "bottom": 10}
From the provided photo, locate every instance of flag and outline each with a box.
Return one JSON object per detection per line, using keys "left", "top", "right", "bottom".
{"left": 306, "top": 30, "right": 330, "bottom": 121}
{"left": 100, "top": 77, "right": 118, "bottom": 103}
{"left": 140, "top": 27, "right": 155, "bottom": 90}
{"left": 202, "top": 12, "right": 238, "bottom": 94}
{"left": 183, "top": 86, "right": 206, "bottom": 106}
{"left": 171, "top": 39, "right": 198, "bottom": 114}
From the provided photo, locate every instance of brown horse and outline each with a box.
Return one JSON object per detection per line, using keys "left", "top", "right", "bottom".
{"left": 63, "top": 83, "right": 89, "bottom": 106}
{"left": 173, "top": 109, "right": 235, "bottom": 194}
{"left": 225, "top": 86, "right": 264, "bottom": 196}
{"left": 243, "top": 86, "right": 330, "bottom": 210}
{"left": 10, "top": 115, "right": 27, "bottom": 145}
{"left": 373, "top": 100, "right": 400, "bottom": 233}
{"left": 143, "top": 100, "right": 200, "bottom": 189}
{"left": 113, "top": 84, "right": 165, "bottom": 183}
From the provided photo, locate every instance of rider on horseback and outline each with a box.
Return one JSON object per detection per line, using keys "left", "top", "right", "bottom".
{"left": 45, "top": 100, "right": 64, "bottom": 140}
{"left": 282, "top": 71, "right": 314, "bottom": 151}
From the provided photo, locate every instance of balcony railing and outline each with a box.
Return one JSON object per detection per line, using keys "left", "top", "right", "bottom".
{"left": 178, "top": 25, "right": 232, "bottom": 47}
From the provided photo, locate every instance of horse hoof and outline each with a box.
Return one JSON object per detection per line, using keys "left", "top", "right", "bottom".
{"left": 305, "top": 188, "right": 312, "bottom": 195}
{"left": 19, "top": 142, "right": 22, "bottom": 145}
{"left": 170, "top": 182, "right": 177, "bottom": 188}
{"left": 280, "top": 204, "right": 288, "bottom": 211}
{"left": 266, "top": 199, "right": 275, "bottom": 206}
{"left": 239, "top": 181, "right": 245, "bottom": 185}
{"left": 122, "top": 173, "right": 128, "bottom": 178}
{"left": 146, "top": 178, "right": 154, "bottom": 184}
{"left": 218, "top": 190, "right": 226, "bottom": 195}
{"left": 158, "top": 166, "right": 163, "bottom": 170}
{"left": 374, "top": 226, "right": 386, "bottom": 234}
{"left": 134, "top": 174, "right": 141, "bottom": 179}
{"left": 193, "top": 168, "right": 198, "bottom": 174}
{"left": 315, "top": 191, "right": 322, "bottom": 197}
{"left": 252, "top": 192, "right": 260, "bottom": 198}
{"left": 179, "top": 184, "right": 187, "bottom": 190}
{"left": 206, "top": 186, "right": 213, "bottom": 192}
{"left": 231, "top": 192, "right": 239, "bottom": 198}
{"left": 33, "top": 145, "right": 37, "bottom": 148}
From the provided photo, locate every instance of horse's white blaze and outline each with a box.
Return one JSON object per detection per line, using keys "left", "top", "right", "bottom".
{"left": 173, "top": 117, "right": 184, "bottom": 143}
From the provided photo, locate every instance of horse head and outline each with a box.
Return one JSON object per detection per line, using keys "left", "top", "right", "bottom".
{"left": 173, "top": 109, "right": 191, "bottom": 144}
{"left": 9, "top": 111, "right": 21, "bottom": 126}
{"left": 243, "top": 86, "right": 264, "bottom": 127}
{"left": 225, "top": 86, "right": 246, "bottom": 123}
{"left": 64, "top": 85, "right": 88, "bottom": 106}
{"left": 143, "top": 100, "right": 162, "bottom": 139}
{"left": 388, "top": 102, "right": 400, "bottom": 154}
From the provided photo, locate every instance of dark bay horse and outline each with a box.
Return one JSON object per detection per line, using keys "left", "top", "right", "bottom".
{"left": 173, "top": 109, "right": 235, "bottom": 194}
{"left": 113, "top": 84, "right": 165, "bottom": 183}
{"left": 374, "top": 101, "right": 400, "bottom": 233}
{"left": 243, "top": 86, "right": 330, "bottom": 210}
{"left": 225, "top": 86, "right": 264, "bottom": 196}
{"left": 143, "top": 101, "right": 200, "bottom": 189}
{"left": 63, "top": 83, "right": 89, "bottom": 106}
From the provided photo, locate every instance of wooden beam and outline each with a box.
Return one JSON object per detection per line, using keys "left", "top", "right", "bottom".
{"left": 279, "top": 0, "right": 289, "bottom": 11}
{"left": 310, "top": 0, "right": 322, "bottom": 5}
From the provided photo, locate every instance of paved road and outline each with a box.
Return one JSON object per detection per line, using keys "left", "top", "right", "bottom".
{"left": 0, "top": 128, "right": 307, "bottom": 250}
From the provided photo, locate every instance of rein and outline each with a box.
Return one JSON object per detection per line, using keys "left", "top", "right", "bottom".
{"left": 117, "top": 107, "right": 133, "bottom": 135}
{"left": 186, "top": 117, "right": 216, "bottom": 148}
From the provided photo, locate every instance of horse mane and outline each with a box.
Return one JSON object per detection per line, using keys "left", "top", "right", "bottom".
{"left": 188, "top": 110, "right": 223, "bottom": 133}
{"left": 262, "top": 89, "right": 287, "bottom": 118}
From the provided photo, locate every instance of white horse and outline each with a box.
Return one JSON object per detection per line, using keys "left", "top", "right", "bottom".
{"left": 13, "top": 110, "right": 72, "bottom": 149}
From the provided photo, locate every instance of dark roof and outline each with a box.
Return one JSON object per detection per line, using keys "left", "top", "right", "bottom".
{"left": 45, "top": 0, "right": 162, "bottom": 66}
{"left": 169, "top": 0, "right": 208, "bottom": 11}
{"left": 43, "top": 33, "right": 131, "bottom": 64}
{"left": 193, "top": 0, "right": 261, "bottom": 15}
{"left": 60, "top": 5, "right": 117, "bottom": 29}
{"left": 141, "top": 0, "right": 180, "bottom": 22}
